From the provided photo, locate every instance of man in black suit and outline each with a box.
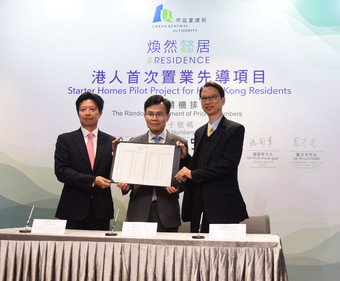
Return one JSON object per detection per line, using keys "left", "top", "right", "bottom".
{"left": 117, "top": 95, "right": 190, "bottom": 232}
{"left": 55, "top": 92, "right": 115, "bottom": 230}
{"left": 176, "top": 81, "right": 248, "bottom": 233}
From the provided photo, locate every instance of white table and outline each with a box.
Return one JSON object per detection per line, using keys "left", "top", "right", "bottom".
{"left": 0, "top": 228, "right": 288, "bottom": 281}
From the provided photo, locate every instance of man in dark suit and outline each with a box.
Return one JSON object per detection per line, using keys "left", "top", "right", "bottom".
{"left": 55, "top": 92, "right": 115, "bottom": 230}
{"left": 175, "top": 81, "right": 248, "bottom": 233}
{"left": 117, "top": 95, "right": 190, "bottom": 232}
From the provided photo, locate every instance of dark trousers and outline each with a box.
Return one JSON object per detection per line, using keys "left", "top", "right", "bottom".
{"left": 66, "top": 201, "right": 110, "bottom": 231}
{"left": 148, "top": 201, "right": 178, "bottom": 232}
{"left": 190, "top": 210, "right": 209, "bottom": 233}
{"left": 190, "top": 184, "right": 209, "bottom": 233}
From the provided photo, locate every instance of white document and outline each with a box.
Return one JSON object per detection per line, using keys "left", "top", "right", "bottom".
{"left": 31, "top": 219, "right": 67, "bottom": 235}
{"left": 122, "top": 222, "right": 158, "bottom": 237}
{"left": 209, "top": 224, "right": 246, "bottom": 240}
{"left": 111, "top": 142, "right": 179, "bottom": 187}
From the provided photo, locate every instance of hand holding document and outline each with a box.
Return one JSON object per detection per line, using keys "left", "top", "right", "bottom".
{"left": 175, "top": 166, "right": 192, "bottom": 182}
{"left": 111, "top": 137, "right": 122, "bottom": 152}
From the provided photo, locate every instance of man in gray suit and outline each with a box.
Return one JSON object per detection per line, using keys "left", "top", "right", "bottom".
{"left": 117, "top": 95, "right": 190, "bottom": 232}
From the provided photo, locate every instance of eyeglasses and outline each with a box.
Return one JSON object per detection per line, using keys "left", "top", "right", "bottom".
{"left": 200, "top": 95, "right": 220, "bottom": 102}
{"left": 145, "top": 112, "right": 166, "bottom": 118}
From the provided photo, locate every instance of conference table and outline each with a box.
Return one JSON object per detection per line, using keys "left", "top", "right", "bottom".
{"left": 0, "top": 228, "right": 288, "bottom": 281}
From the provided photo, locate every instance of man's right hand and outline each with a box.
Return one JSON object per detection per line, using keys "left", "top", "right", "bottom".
{"left": 176, "top": 141, "right": 188, "bottom": 159}
{"left": 94, "top": 176, "right": 112, "bottom": 189}
{"left": 111, "top": 137, "right": 122, "bottom": 152}
{"left": 117, "top": 182, "right": 131, "bottom": 192}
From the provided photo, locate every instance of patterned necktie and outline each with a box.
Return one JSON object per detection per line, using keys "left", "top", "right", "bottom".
{"left": 87, "top": 132, "right": 95, "bottom": 169}
{"left": 153, "top": 135, "right": 162, "bottom": 143}
{"left": 207, "top": 124, "right": 213, "bottom": 137}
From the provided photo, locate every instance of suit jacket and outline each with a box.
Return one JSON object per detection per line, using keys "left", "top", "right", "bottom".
{"left": 55, "top": 128, "right": 115, "bottom": 221}
{"left": 182, "top": 116, "right": 248, "bottom": 223}
{"left": 124, "top": 131, "right": 190, "bottom": 228}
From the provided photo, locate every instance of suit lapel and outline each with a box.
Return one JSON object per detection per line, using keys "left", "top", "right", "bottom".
{"left": 94, "top": 131, "right": 104, "bottom": 170}
{"left": 194, "top": 126, "right": 205, "bottom": 154}
{"left": 73, "top": 129, "right": 91, "bottom": 167}
{"left": 165, "top": 131, "right": 177, "bottom": 145}
{"left": 141, "top": 133, "right": 149, "bottom": 144}
{"left": 193, "top": 117, "right": 228, "bottom": 165}
{"left": 206, "top": 117, "right": 227, "bottom": 159}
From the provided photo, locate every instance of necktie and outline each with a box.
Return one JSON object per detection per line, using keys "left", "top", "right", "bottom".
{"left": 207, "top": 124, "right": 213, "bottom": 137}
{"left": 151, "top": 135, "right": 162, "bottom": 201}
{"left": 153, "top": 135, "right": 162, "bottom": 143}
{"left": 87, "top": 132, "right": 95, "bottom": 169}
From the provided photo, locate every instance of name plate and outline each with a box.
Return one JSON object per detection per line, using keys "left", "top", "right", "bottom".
{"left": 122, "top": 222, "right": 157, "bottom": 237}
{"left": 209, "top": 224, "right": 246, "bottom": 240}
{"left": 31, "top": 219, "right": 67, "bottom": 235}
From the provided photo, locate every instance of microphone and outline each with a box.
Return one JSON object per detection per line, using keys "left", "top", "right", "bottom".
{"left": 192, "top": 212, "right": 205, "bottom": 239}
{"left": 19, "top": 205, "right": 35, "bottom": 233}
{"left": 105, "top": 209, "right": 120, "bottom": 236}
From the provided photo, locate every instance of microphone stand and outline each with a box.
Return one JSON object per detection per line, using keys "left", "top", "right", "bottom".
{"left": 19, "top": 205, "right": 35, "bottom": 233}
{"left": 192, "top": 212, "right": 205, "bottom": 239}
{"left": 105, "top": 209, "right": 120, "bottom": 236}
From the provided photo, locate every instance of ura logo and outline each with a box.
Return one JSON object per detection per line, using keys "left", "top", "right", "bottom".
{"left": 152, "top": 4, "right": 173, "bottom": 23}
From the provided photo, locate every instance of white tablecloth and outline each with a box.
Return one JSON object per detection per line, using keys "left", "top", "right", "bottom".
{"left": 0, "top": 228, "right": 288, "bottom": 281}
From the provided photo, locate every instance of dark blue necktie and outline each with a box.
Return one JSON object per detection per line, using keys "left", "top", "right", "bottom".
{"left": 153, "top": 135, "right": 162, "bottom": 143}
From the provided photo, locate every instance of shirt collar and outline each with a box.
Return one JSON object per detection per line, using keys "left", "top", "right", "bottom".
{"left": 81, "top": 127, "right": 99, "bottom": 138}
{"left": 209, "top": 116, "right": 223, "bottom": 131}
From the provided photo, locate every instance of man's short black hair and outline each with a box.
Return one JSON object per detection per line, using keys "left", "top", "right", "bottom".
{"left": 76, "top": 92, "right": 104, "bottom": 113}
{"left": 199, "top": 81, "right": 225, "bottom": 98}
{"left": 144, "top": 95, "right": 171, "bottom": 113}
